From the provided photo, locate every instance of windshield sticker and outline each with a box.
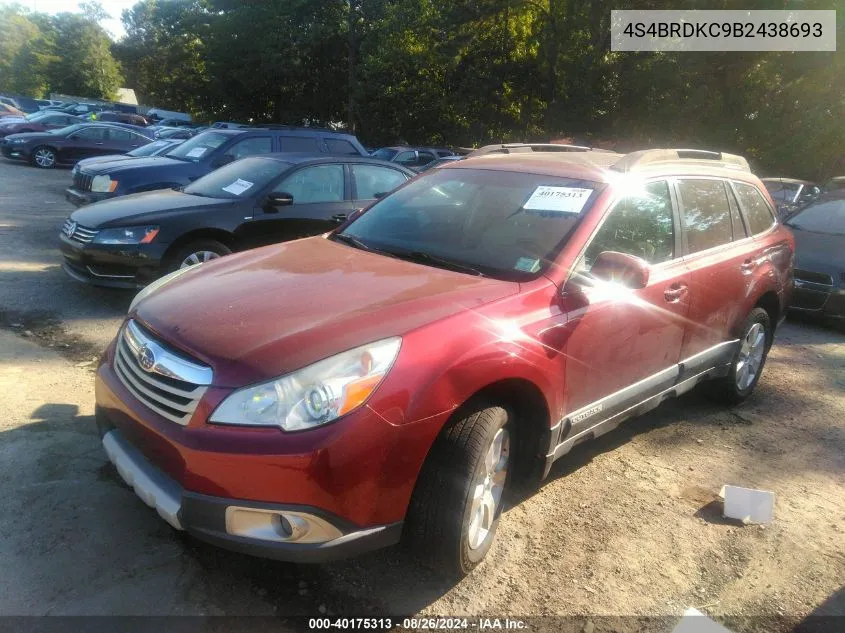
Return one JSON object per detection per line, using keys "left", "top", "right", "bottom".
{"left": 221, "top": 178, "right": 254, "bottom": 195}
{"left": 523, "top": 186, "right": 593, "bottom": 214}
{"left": 514, "top": 257, "right": 541, "bottom": 273}
{"left": 186, "top": 147, "right": 207, "bottom": 158}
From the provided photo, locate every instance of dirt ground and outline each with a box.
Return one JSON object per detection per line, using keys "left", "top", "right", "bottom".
{"left": 0, "top": 159, "right": 842, "bottom": 631}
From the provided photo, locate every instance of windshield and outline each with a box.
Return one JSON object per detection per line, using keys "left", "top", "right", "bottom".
{"left": 167, "top": 131, "right": 229, "bottom": 161}
{"left": 372, "top": 148, "right": 398, "bottom": 161}
{"left": 127, "top": 140, "right": 172, "bottom": 157}
{"left": 337, "top": 167, "right": 603, "bottom": 281}
{"left": 49, "top": 124, "right": 85, "bottom": 136}
{"left": 183, "top": 156, "right": 290, "bottom": 199}
{"left": 786, "top": 199, "right": 845, "bottom": 235}
{"left": 25, "top": 112, "right": 49, "bottom": 122}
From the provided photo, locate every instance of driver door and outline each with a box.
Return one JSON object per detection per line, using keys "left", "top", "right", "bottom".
{"left": 559, "top": 180, "right": 691, "bottom": 435}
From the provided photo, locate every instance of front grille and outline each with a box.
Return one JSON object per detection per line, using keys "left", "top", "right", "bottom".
{"left": 73, "top": 170, "right": 93, "bottom": 192}
{"left": 794, "top": 269, "right": 833, "bottom": 286}
{"left": 61, "top": 218, "right": 98, "bottom": 243}
{"left": 113, "top": 320, "right": 212, "bottom": 425}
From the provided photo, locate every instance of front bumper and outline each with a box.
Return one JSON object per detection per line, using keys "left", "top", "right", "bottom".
{"left": 65, "top": 187, "right": 113, "bottom": 207}
{"left": 99, "top": 423, "right": 402, "bottom": 562}
{"left": 59, "top": 232, "right": 166, "bottom": 288}
{"left": 1, "top": 143, "right": 29, "bottom": 161}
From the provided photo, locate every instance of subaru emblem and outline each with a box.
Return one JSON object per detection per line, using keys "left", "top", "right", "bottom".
{"left": 64, "top": 221, "right": 76, "bottom": 239}
{"left": 137, "top": 345, "right": 156, "bottom": 372}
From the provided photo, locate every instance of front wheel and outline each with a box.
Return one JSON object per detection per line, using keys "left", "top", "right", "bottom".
{"left": 405, "top": 405, "right": 511, "bottom": 577}
{"left": 707, "top": 307, "right": 772, "bottom": 404}
{"left": 169, "top": 239, "right": 232, "bottom": 272}
{"left": 31, "top": 146, "right": 57, "bottom": 169}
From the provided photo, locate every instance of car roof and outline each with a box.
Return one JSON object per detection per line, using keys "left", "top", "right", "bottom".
{"left": 250, "top": 153, "right": 414, "bottom": 170}
{"left": 761, "top": 177, "right": 815, "bottom": 185}
{"left": 442, "top": 149, "right": 758, "bottom": 184}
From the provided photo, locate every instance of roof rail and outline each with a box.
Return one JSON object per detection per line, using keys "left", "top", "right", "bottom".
{"left": 612, "top": 149, "right": 750, "bottom": 172}
{"left": 252, "top": 124, "right": 349, "bottom": 133}
{"left": 467, "top": 143, "right": 610, "bottom": 157}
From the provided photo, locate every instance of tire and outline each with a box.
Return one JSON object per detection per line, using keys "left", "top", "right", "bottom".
{"left": 706, "top": 307, "right": 772, "bottom": 404}
{"left": 31, "top": 145, "right": 57, "bottom": 169}
{"left": 169, "top": 239, "right": 232, "bottom": 272}
{"left": 404, "top": 405, "right": 512, "bottom": 577}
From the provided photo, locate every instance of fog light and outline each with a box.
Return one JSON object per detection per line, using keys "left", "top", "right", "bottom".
{"left": 225, "top": 506, "right": 344, "bottom": 544}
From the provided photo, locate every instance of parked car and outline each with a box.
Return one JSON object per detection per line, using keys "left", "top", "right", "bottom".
{"left": 154, "top": 127, "right": 195, "bottom": 140}
{"left": 418, "top": 155, "right": 465, "bottom": 171}
{"left": 371, "top": 145, "right": 454, "bottom": 171}
{"left": 784, "top": 193, "right": 845, "bottom": 321}
{"left": 0, "top": 111, "right": 84, "bottom": 138}
{"left": 55, "top": 103, "right": 106, "bottom": 117}
{"left": 35, "top": 99, "right": 65, "bottom": 110}
{"left": 65, "top": 126, "right": 370, "bottom": 206}
{"left": 147, "top": 118, "right": 195, "bottom": 132}
{"left": 93, "top": 111, "right": 150, "bottom": 127}
{"left": 822, "top": 176, "right": 845, "bottom": 192}
{"left": 0, "top": 103, "right": 26, "bottom": 119}
{"left": 72, "top": 139, "right": 184, "bottom": 172}
{"left": 146, "top": 108, "right": 191, "bottom": 123}
{"left": 90, "top": 148, "right": 792, "bottom": 575}
{"left": 0, "top": 95, "right": 39, "bottom": 113}
{"left": 210, "top": 121, "right": 249, "bottom": 129}
{"left": 1, "top": 123, "right": 154, "bottom": 168}
{"left": 60, "top": 154, "right": 413, "bottom": 287}
{"left": 761, "top": 178, "right": 820, "bottom": 217}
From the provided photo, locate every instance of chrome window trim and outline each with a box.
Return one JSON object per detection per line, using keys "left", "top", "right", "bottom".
{"left": 123, "top": 319, "right": 213, "bottom": 385}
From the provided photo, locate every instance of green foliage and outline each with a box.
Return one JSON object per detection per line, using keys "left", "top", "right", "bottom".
{"left": 0, "top": 4, "right": 122, "bottom": 100}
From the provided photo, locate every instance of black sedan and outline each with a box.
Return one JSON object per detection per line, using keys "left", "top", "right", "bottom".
{"left": 1, "top": 123, "right": 154, "bottom": 168}
{"left": 785, "top": 194, "right": 845, "bottom": 321}
{"left": 59, "top": 154, "right": 414, "bottom": 288}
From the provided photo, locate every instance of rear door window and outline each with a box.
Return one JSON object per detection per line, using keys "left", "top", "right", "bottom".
{"left": 276, "top": 164, "right": 345, "bottom": 203}
{"left": 733, "top": 182, "right": 776, "bottom": 235}
{"left": 351, "top": 164, "right": 409, "bottom": 200}
{"left": 324, "top": 138, "right": 360, "bottom": 155}
{"left": 280, "top": 136, "right": 319, "bottom": 152}
{"left": 223, "top": 136, "right": 273, "bottom": 161}
{"left": 677, "top": 179, "right": 734, "bottom": 254}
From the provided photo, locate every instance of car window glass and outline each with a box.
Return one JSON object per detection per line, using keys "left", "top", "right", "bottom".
{"left": 726, "top": 185, "right": 748, "bottom": 239}
{"left": 276, "top": 164, "right": 345, "bottom": 203}
{"left": 372, "top": 148, "right": 397, "bottom": 161}
{"left": 184, "top": 157, "right": 290, "bottom": 199}
{"left": 678, "top": 179, "right": 733, "bottom": 253}
{"left": 787, "top": 199, "right": 845, "bottom": 235}
{"left": 583, "top": 180, "right": 674, "bottom": 268}
{"left": 76, "top": 127, "right": 107, "bottom": 140}
{"left": 325, "top": 138, "right": 360, "bottom": 155}
{"left": 733, "top": 182, "right": 776, "bottom": 235}
{"left": 394, "top": 151, "right": 415, "bottom": 164}
{"left": 168, "top": 131, "right": 230, "bottom": 161}
{"left": 352, "top": 165, "right": 408, "bottom": 200}
{"left": 417, "top": 151, "right": 436, "bottom": 166}
{"left": 107, "top": 128, "right": 132, "bottom": 141}
{"left": 782, "top": 183, "right": 801, "bottom": 201}
{"left": 280, "top": 136, "right": 318, "bottom": 152}
{"left": 224, "top": 136, "right": 272, "bottom": 160}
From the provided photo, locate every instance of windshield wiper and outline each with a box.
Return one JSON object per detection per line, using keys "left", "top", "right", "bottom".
{"left": 332, "top": 233, "right": 374, "bottom": 251}
{"left": 393, "top": 250, "right": 487, "bottom": 277}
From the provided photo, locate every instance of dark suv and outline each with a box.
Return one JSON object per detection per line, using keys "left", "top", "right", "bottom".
{"left": 66, "top": 127, "right": 369, "bottom": 207}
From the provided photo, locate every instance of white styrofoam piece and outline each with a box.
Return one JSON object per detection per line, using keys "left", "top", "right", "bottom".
{"left": 672, "top": 608, "right": 734, "bottom": 633}
{"left": 719, "top": 485, "right": 775, "bottom": 524}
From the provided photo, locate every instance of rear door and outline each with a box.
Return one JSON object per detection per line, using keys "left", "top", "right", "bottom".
{"left": 246, "top": 162, "right": 353, "bottom": 246}
{"left": 350, "top": 163, "right": 411, "bottom": 214}
{"left": 64, "top": 125, "right": 110, "bottom": 160}
{"left": 675, "top": 177, "right": 752, "bottom": 374}
{"left": 105, "top": 127, "right": 147, "bottom": 153}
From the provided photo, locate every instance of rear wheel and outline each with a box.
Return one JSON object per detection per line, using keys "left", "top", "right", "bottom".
{"left": 405, "top": 405, "right": 511, "bottom": 577}
{"left": 170, "top": 239, "right": 232, "bottom": 272}
{"left": 707, "top": 307, "right": 772, "bottom": 404}
{"left": 31, "top": 146, "right": 57, "bottom": 169}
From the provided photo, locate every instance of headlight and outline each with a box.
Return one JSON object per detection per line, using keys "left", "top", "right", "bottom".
{"left": 11, "top": 138, "right": 26, "bottom": 144}
{"left": 128, "top": 265, "right": 193, "bottom": 313}
{"left": 91, "top": 175, "right": 117, "bottom": 192}
{"left": 93, "top": 225, "right": 159, "bottom": 245}
{"left": 210, "top": 337, "right": 402, "bottom": 431}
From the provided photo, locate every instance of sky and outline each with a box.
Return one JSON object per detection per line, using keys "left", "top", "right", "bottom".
{"left": 9, "top": 0, "right": 136, "bottom": 39}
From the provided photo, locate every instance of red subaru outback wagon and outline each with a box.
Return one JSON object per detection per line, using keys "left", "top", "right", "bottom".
{"left": 95, "top": 148, "right": 793, "bottom": 576}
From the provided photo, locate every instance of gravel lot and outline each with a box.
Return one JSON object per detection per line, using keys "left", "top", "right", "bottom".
{"left": 0, "top": 159, "right": 842, "bottom": 631}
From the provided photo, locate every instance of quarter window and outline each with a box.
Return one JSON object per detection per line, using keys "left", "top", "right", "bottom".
{"left": 351, "top": 165, "right": 408, "bottom": 200}
{"left": 583, "top": 180, "right": 675, "bottom": 268}
{"left": 76, "top": 127, "right": 107, "bottom": 140}
{"left": 280, "top": 136, "right": 318, "bottom": 152}
{"left": 224, "top": 136, "right": 273, "bottom": 161}
{"left": 276, "top": 164, "right": 344, "bottom": 204}
{"left": 324, "top": 138, "right": 360, "bottom": 155}
{"left": 107, "top": 128, "right": 133, "bottom": 141}
{"left": 733, "top": 182, "right": 776, "bottom": 235}
{"left": 678, "top": 179, "right": 733, "bottom": 254}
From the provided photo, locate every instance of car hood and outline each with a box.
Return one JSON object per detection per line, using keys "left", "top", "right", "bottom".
{"left": 791, "top": 228, "right": 845, "bottom": 277}
{"left": 76, "top": 154, "right": 139, "bottom": 170}
{"left": 70, "top": 189, "right": 233, "bottom": 227}
{"left": 79, "top": 155, "right": 192, "bottom": 176}
{"left": 134, "top": 237, "right": 518, "bottom": 387}
{"left": 3, "top": 131, "right": 55, "bottom": 142}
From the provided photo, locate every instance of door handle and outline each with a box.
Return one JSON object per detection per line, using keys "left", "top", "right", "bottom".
{"left": 330, "top": 213, "right": 348, "bottom": 223}
{"left": 664, "top": 283, "right": 688, "bottom": 303}
{"left": 740, "top": 259, "right": 757, "bottom": 274}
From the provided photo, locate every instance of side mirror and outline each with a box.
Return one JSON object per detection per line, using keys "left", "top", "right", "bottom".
{"left": 265, "top": 192, "right": 293, "bottom": 211}
{"left": 590, "top": 251, "right": 650, "bottom": 289}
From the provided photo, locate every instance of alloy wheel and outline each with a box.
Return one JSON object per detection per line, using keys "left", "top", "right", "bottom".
{"left": 736, "top": 322, "right": 766, "bottom": 390}
{"left": 180, "top": 250, "right": 220, "bottom": 268}
{"left": 34, "top": 148, "right": 56, "bottom": 168}
{"left": 467, "top": 427, "right": 509, "bottom": 550}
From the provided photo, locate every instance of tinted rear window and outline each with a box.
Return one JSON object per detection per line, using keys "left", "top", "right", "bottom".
{"left": 734, "top": 182, "right": 776, "bottom": 235}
